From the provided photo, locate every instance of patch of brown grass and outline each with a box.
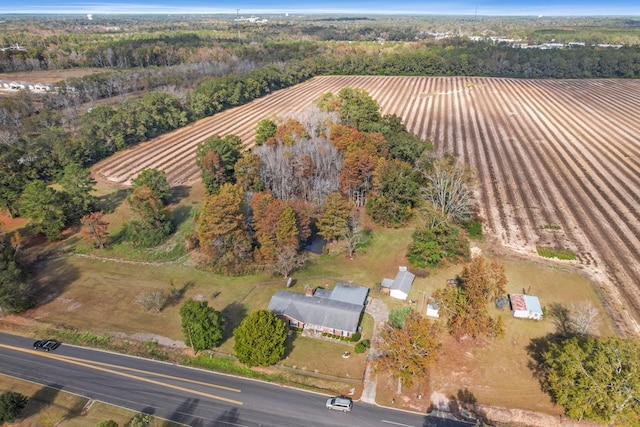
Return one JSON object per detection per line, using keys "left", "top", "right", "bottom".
{"left": 0, "top": 374, "right": 178, "bottom": 427}
{"left": 396, "top": 242, "right": 616, "bottom": 415}
{"left": 0, "top": 68, "right": 105, "bottom": 84}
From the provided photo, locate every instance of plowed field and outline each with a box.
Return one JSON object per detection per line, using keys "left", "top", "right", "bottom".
{"left": 93, "top": 76, "right": 640, "bottom": 335}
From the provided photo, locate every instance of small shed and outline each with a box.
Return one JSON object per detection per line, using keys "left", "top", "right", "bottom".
{"left": 426, "top": 297, "right": 440, "bottom": 318}
{"left": 509, "top": 294, "right": 543, "bottom": 320}
{"left": 381, "top": 266, "right": 415, "bottom": 301}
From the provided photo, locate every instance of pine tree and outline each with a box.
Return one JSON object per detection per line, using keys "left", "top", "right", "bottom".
{"left": 233, "top": 309, "right": 287, "bottom": 367}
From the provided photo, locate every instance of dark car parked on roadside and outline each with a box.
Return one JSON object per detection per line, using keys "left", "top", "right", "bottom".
{"left": 33, "top": 339, "right": 60, "bottom": 352}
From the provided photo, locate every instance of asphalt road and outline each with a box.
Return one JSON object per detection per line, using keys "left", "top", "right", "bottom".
{"left": 0, "top": 332, "right": 471, "bottom": 427}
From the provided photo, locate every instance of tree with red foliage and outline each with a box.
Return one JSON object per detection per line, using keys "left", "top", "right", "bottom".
{"left": 80, "top": 211, "right": 109, "bottom": 249}
{"left": 197, "top": 183, "right": 253, "bottom": 274}
{"left": 433, "top": 256, "right": 506, "bottom": 340}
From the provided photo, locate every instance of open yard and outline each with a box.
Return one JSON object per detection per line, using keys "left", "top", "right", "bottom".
{"left": 92, "top": 76, "right": 640, "bottom": 338}
{"left": 2, "top": 216, "right": 616, "bottom": 417}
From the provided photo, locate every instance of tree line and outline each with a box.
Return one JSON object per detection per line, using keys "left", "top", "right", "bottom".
{"left": 316, "top": 39, "right": 640, "bottom": 79}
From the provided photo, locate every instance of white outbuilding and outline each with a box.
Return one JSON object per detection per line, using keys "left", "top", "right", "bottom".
{"left": 509, "top": 293, "right": 543, "bottom": 320}
{"left": 381, "top": 266, "right": 415, "bottom": 301}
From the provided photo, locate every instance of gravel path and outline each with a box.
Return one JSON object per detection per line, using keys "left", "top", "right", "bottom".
{"left": 360, "top": 297, "right": 389, "bottom": 404}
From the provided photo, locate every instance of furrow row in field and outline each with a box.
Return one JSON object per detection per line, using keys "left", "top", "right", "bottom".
{"left": 510, "top": 79, "right": 640, "bottom": 332}
{"left": 456, "top": 79, "right": 498, "bottom": 233}
{"left": 508, "top": 80, "right": 616, "bottom": 258}
{"left": 489, "top": 79, "right": 567, "bottom": 251}
{"left": 460, "top": 78, "right": 510, "bottom": 242}
{"left": 547, "top": 80, "right": 640, "bottom": 142}
{"left": 541, "top": 80, "right": 640, "bottom": 200}
{"left": 473, "top": 79, "right": 532, "bottom": 246}
{"left": 526, "top": 81, "right": 640, "bottom": 261}
{"left": 483, "top": 79, "right": 554, "bottom": 248}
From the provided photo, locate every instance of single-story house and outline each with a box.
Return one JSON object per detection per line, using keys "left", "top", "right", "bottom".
{"left": 268, "top": 283, "right": 369, "bottom": 338}
{"left": 381, "top": 266, "right": 415, "bottom": 300}
{"left": 509, "top": 293, "right": 543, "bottom": 320}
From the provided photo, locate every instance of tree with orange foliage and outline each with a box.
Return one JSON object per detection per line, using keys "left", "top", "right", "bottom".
{"left": 197, "top": 183, "right": 253, "bottom": 274}
{"left": 339, "top": 149, "right": 378, "bottom": 207}
{"left": 375, "top": 310, "right": 441, "bottom": 389}
{"left": 433, "top": 256, "right": 506, "bottom": 341}
{"left": 80, "top": 211, "right": 109, "bottom": 249}
{"left": 267, "top": 118, "right": 309, "bottom": 146}
{"left": 250, "top": 192, "right": 308, "bottom": 275}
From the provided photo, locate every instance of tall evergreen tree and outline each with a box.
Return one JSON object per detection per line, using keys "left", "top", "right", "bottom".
{"left": 179, "top": 299, "right": 224, "bottom": 353}
{"left": 233, "top": 309, "right": 287, "bottom": 367}
{"left": 317, "top": 192, "right": 350, "bottom": 243}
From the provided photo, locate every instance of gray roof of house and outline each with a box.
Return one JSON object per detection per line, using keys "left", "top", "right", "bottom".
{"left": 268, "top": 285, "right": 369, "bottom": 333}
{"left": 329, "top": 283, "right": 369, "bottom": 305}
{"left": 381, "top": 269, "right": 415, "bottom": 294}
{"left": 381, "top": 278, "right": 394, "bottom": 288}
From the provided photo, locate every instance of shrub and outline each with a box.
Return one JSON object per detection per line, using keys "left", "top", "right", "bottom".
{"left": 0, "top": 391, "right": 28, "bottom": 423}
{"left": 536, "top": 246, "right": 576, "bottom": 260}
{"left": 465, "top": 219, "right": 483, "bottom": 238}
{"left": 354, "top": 342, "right": 366, "bottom": 353}
{"left": 97, "top": 421, "right": 119, "bottom": 427}
{"left": 122, "top": 220, "right": 174, "bottom": 248}
{"left": 351, "top": 331, "right": 361, "bottom": 342}
{"left": 126, "top": 413, "right": 151, "bottom": 427}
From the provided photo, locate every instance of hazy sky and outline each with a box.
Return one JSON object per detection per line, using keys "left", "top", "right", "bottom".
{"left": 1, "top": 0, "right": 639, "bottom": 16}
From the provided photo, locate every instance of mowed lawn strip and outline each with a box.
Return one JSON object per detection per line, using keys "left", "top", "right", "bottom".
{"left": 0, "top": 374, "right": 179, "bottom": 427}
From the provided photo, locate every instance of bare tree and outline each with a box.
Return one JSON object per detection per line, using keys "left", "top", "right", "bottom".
{"left": 255, "top": 138, "right": 343, "bottom": 204}
{"left": 420, "top": 155, "right": 475, "bottom": 225}
{"left": 136, "top": 289, "right": 169, "bottom": 314}
{"left": 342, "top": 209, "right": 366, "bottom": 259}
{"left": 569, "top": 302, "right": 601, "bottom": 336}
{"left": 271, "top": 245, "right": 308, "bottom": 278}
{"left": 287, "top": 105, "right": 339, "bottom": 138}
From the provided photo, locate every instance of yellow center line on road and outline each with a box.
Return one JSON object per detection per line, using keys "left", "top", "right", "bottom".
{"left": 0, "top": 344, "right": 243, "bottom": 406}
{"left": 54, "top": 353, "right": 241, "bottom": 393}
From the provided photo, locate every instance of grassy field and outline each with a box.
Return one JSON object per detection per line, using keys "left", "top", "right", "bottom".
{"left": 0, "top": 374, "right": 180, "bottom": 427}
{"left": 0, "top": 180, "right": 617, "bottom": 421}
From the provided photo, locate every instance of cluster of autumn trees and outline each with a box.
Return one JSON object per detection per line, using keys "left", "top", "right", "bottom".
{"left": 186, "top": 87, "right": 476, "bottom": 275}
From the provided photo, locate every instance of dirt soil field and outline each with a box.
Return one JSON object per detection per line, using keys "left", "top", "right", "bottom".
{"left": 0, "top": 68, "right": 104, "bottom": 84}
{"left": 92, "top": 76, "right": 640, "bottom": 338}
